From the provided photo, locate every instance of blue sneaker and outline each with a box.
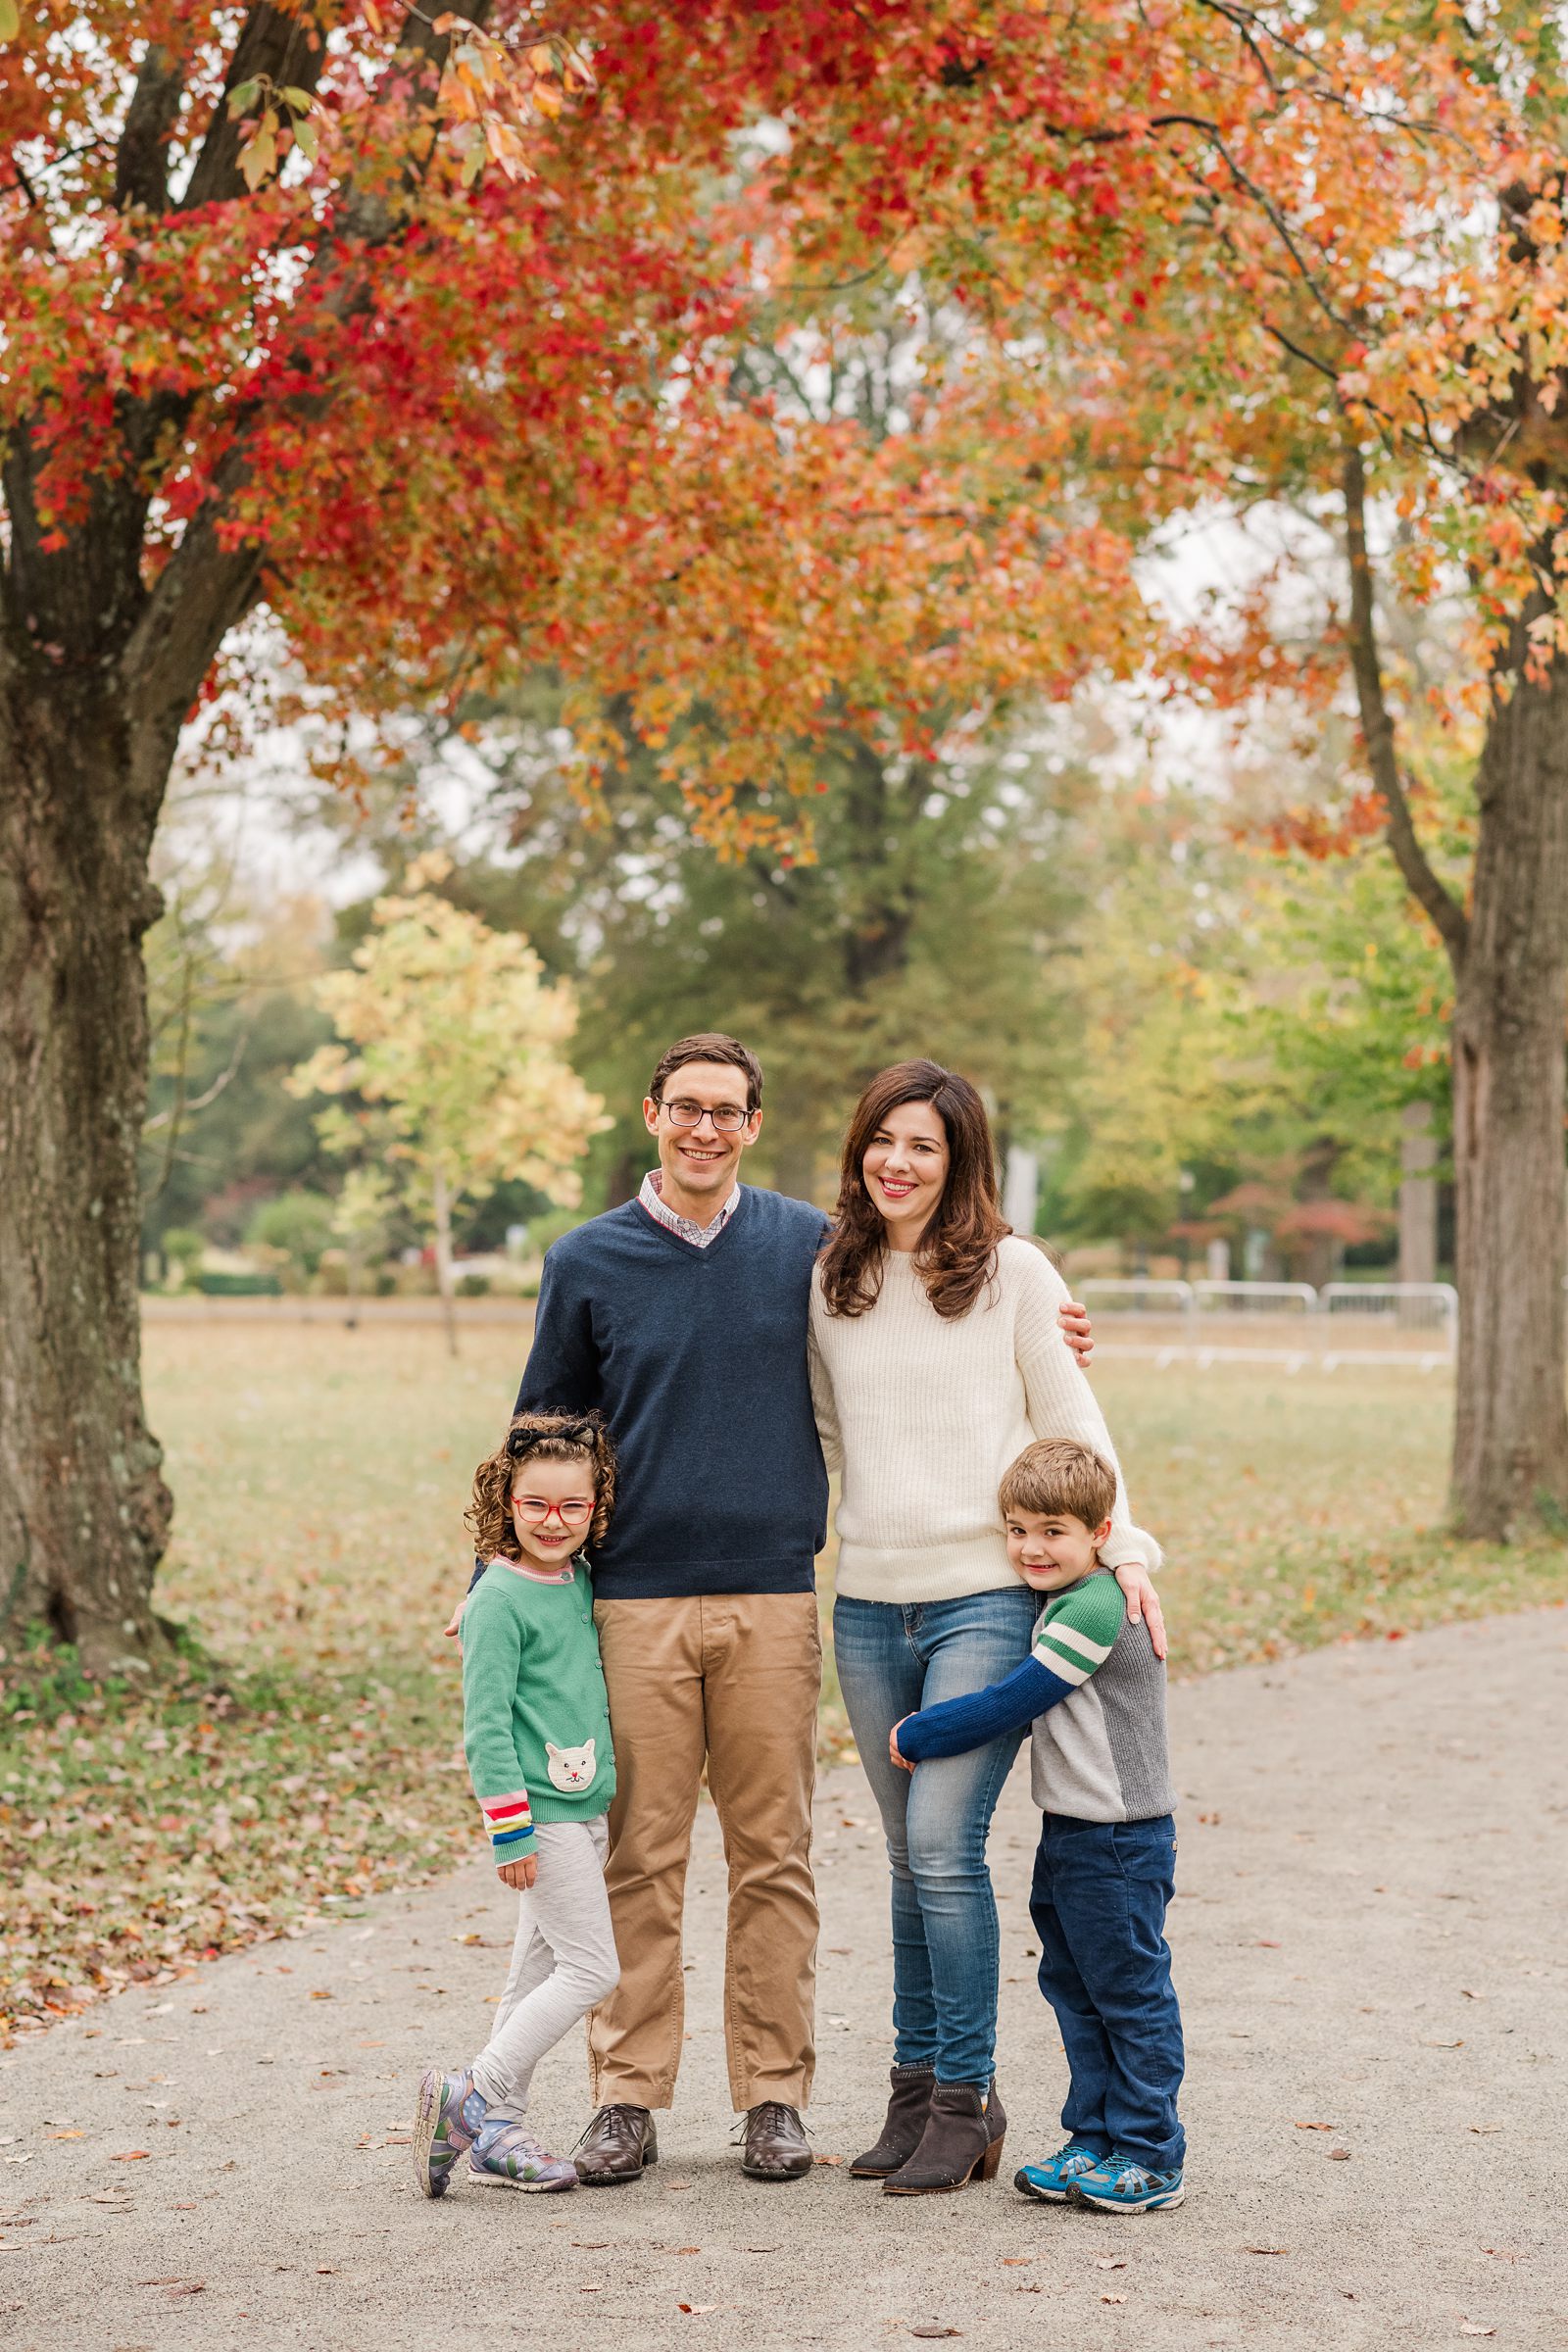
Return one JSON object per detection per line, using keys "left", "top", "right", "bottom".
{"left": 1014, "top": 2141, "right": 1106, "bottom": 2202}
{"left": 1068, "top": 2150, "right": 1185, "bottom": 2212}
{"left": 412, "top": 2066, "right": 486, "bottom": 2199}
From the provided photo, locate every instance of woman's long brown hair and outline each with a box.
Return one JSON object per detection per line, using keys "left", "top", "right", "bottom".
{"left": 817, "top": 1059, "right": 1010, "bottom": 1320}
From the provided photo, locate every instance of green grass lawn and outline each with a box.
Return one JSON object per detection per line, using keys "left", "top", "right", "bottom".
{"left": 3, "top": 1321, "right": 1563, "bottom": 2035}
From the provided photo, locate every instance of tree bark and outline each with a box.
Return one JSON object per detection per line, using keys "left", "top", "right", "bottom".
{"left": 1449, "top": 611, "right": 1568, "bottom": 1537}
{"left": 431, "top": 1162, "right": 459, "bottom": 1359}
{"left": 0, "top": 677, "right": 173, "bottom": 1673}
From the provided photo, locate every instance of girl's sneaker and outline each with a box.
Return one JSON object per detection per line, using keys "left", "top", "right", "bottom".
{"left": 412, "top": 2066, "right": 486, "bottom": 2199}
{"left": 467, "top": 2116, "right": 578, "bottom": 2192}
{"left": 1068, "top": 2150, "right": 1185, "bottom": 2212}
{"left": 1013, "top": 2141, "right": 1105, "bottom": 2202}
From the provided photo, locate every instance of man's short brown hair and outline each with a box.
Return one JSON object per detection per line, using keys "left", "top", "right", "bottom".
{"left": 649, "top": 1033, "right": 763, "bottom": 1113}
{"left": 1000, "top": 1439, "right": 1116, "bottom": 1530}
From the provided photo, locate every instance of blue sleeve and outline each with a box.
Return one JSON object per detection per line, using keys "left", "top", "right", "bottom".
{"left": 514, "top": 1245, "right": 599, "bottom": 1416}
{"left": 895, "top": 1655, "right": 1076, "bottom": 1763}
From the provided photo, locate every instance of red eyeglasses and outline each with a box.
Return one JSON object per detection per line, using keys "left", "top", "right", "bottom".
{"left": 511, "top": 1494, "right": 594, "bottom": 1527}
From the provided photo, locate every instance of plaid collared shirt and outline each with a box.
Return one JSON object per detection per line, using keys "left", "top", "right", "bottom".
{"left": 637, "top": 1169, "right": 741, "bottom": 1250}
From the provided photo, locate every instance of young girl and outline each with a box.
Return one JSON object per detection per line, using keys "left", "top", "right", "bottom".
{"left": 414, "top": 1410, "right": 620, "bottom": 2196}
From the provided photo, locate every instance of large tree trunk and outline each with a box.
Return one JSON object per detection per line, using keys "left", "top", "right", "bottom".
{"left": 0, "top": 679, "right": 173, "bottom": 1672}
{"left": 1449, "top": 616, "right": 1568, "bottom": 1538}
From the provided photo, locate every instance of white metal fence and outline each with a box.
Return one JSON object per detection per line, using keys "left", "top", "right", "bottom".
{"left": 1075, "top": 1278, "right": 1458, "bottom": 1370}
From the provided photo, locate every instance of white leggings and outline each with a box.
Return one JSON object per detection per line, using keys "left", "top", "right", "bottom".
{"left": 471, "top": 1815, "right": 618, "bottom": 2118}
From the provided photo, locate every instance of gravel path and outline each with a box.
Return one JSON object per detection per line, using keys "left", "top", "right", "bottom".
{"left": 3, "top": 1607, "right": 1565, "bottom": 2351}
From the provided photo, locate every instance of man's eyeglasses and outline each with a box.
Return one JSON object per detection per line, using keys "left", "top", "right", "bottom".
{"left": 511, "top": 1494, "right": 595, "bottom": 1527}
{"left": 659, "top": 1098, "right": 752, "bottom": 1133}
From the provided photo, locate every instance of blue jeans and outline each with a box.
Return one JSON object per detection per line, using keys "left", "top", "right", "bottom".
{"left": 833, "top": 1586, "right": 1039, "bottom": 2087}
{"left": 1030, "top": 1813, "right": 1185, "bottom": 2171}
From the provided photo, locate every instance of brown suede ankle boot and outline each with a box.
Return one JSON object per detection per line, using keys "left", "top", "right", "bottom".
{"left": 849, "top": 2064, "right": 937, "bottom": 2179}
{"left": 882, "top": 2079, "right": 1006, "bottom": 2195}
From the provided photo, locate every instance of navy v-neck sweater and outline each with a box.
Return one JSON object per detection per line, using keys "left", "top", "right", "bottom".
{"left": 514, "top": 1185, "right": 831, "bottom": 1599}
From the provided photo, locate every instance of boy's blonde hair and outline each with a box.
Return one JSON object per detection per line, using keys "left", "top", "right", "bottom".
{"left": 466, "top": 1410, "right": 617, "bottom": 1561}
{"left": 1000, "top": 1438, "right": 1116, "bottom": 1531}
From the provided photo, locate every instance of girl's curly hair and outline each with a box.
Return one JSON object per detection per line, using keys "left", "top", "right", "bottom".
{"left": 465, "top": 1409, "right": 618, "bottom": 1562}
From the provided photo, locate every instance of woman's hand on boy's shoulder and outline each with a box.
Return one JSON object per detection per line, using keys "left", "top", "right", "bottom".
{"left": 889, "top": 1718, "right": 915, "bottom": 1773}
{"left": 1109, "top": 1561, "right": 1167, "bottom": 1661}
{"left": 443, "top": 1596, "right": 467, "bottom": 1642}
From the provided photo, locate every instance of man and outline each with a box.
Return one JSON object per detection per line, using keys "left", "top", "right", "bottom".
{"left": 472, "top": 1034, "right": 1101, "bottom": 2182}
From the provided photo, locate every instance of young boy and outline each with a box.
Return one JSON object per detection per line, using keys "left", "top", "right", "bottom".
{"left": 891, "top": 1438, "right": 1184, "bottom": 2213}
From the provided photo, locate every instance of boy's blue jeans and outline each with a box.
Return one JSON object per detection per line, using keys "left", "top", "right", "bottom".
{"left": 833, "top": 1587, "right": 1038, "bottom": 2087}
{"left": 1030, "top": 1811, "right": 1186, "bottom": 2172}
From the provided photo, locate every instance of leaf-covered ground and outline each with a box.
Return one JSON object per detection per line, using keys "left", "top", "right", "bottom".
{"left": 3, "top": 1322, "right": 1563, "bottom": 2037}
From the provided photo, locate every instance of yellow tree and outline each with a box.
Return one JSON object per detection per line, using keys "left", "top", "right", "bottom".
{"left": 290, "top": 860, "right": 604, "bottom": 1355}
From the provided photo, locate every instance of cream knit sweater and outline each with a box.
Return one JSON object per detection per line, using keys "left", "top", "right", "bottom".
{"left": 808, "top": 1236, "right": 1161, "bottom": 1605}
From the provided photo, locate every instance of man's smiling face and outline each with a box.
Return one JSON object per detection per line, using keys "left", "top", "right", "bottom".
{"left": 642, "top": 1057, "right": 761, "bottom": 1218}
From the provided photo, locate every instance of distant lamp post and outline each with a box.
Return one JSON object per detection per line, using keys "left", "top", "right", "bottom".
{"left": 1177, "top": 1169, "right": 1196, "bottom": 1277}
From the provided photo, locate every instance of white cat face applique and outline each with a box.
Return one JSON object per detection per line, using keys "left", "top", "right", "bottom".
{"left": 545, "top": 1738, "right": 598, "bottom": 1792}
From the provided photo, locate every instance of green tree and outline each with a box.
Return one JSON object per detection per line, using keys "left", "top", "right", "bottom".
{"left": 289, "top": 859, "right": 605, "bottom": 1356}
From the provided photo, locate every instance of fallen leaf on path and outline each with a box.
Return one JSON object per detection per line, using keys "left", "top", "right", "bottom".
{"left": 665, "top": 2178, "right": 692, "bottom": 2189}
{"left": 1482, "top": 2249, "right": 1525, "bottom": 2262}
{"left": 310, "top": 1990, "right": 332, "bottom": 2001}
{"left": 1000, "top": 2257, "right": 1033, "bottom": 2266}
{"left": 1100, "top": 2292, "right": 1127, "bottom": 2304}
{"left": 1245, "top": 2245, "right": 1289, "bottom": 2255}
{"left": 677, "top": 2304, "right": 716, "bottom": 2315}
{"left": 166, "top": 2282, "right": 205, "bottom": 2298}
{"left": 909, "top": 2331, "right": 961, "bottom": 2341}
{"left": 1326, "top": 2149, "right": 1351, "bottom": 2161}
{"left": 112, "top": 2152, "right": 152, "bottom": 2163}
{"left": 676, "top": 2246, "right": 701, "bottom": 2255}
{"left": 47, "top": 2132, "right": 84, "bottom": 2140}
{"left": 1294, "top": 2121, "right": 1335, "bottom": 2132}
{"left": 1253, "top": 1939, "right": 1281, "bottom": 1949}
{"left": 1094, "top": 2257, "right": 1127, "bottom": 2270}
{"left": 1460, "top": 1989, "right": 1484, "bottom": 2000}
{"left": 571, "top": 2241, "right": 610, "bottom": 2249}
{"left": 1459, "top": 2327, "right": 1495, "bottom": 2339}
{"left": 316, "top": 2267, "right": 337, "bottom": 2276}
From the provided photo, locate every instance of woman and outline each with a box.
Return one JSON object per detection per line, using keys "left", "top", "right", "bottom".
{"left": 809, "top": 1059, "right": 1163, "bottom": 2196}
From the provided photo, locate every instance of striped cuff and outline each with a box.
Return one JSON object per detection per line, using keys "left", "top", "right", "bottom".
{"left": 479, "top": 1788, "right": 535, "bottom": 1858}
{"left": 1033, "top": 1621, "right": 1113, "bottom": 1687}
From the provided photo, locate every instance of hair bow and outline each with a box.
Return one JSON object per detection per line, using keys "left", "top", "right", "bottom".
{"left": 505, "top": 1411, "right": 603, "bottom": 1460}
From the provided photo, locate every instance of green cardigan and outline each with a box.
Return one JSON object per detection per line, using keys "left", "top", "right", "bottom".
{"left": 461, "top": 1557, "right": 614, "bottom": 1859}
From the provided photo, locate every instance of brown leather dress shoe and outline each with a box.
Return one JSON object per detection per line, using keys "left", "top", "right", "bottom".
{"left": 740, "top": 2101, "right": 811, "bottom": 2180}
{"left": 573, "top": 2103, "right": 659, "bottom": 2183}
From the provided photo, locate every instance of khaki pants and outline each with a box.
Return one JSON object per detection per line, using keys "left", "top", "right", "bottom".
{"left": 589, "top": 1592, "right": 821, "bottom": 2113}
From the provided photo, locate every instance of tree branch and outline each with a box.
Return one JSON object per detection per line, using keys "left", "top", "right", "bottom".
{"left": 114, "top": 46, "right": 186, "bottom": 215}
{"left": 1342, "top": 442, "right": 1470, "bottom": 970}
{"left": 178, "top": 4, "right": 328, "bottom": 214}
{"left": 123, "top": 2, "right": 492, "bottom": 739}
